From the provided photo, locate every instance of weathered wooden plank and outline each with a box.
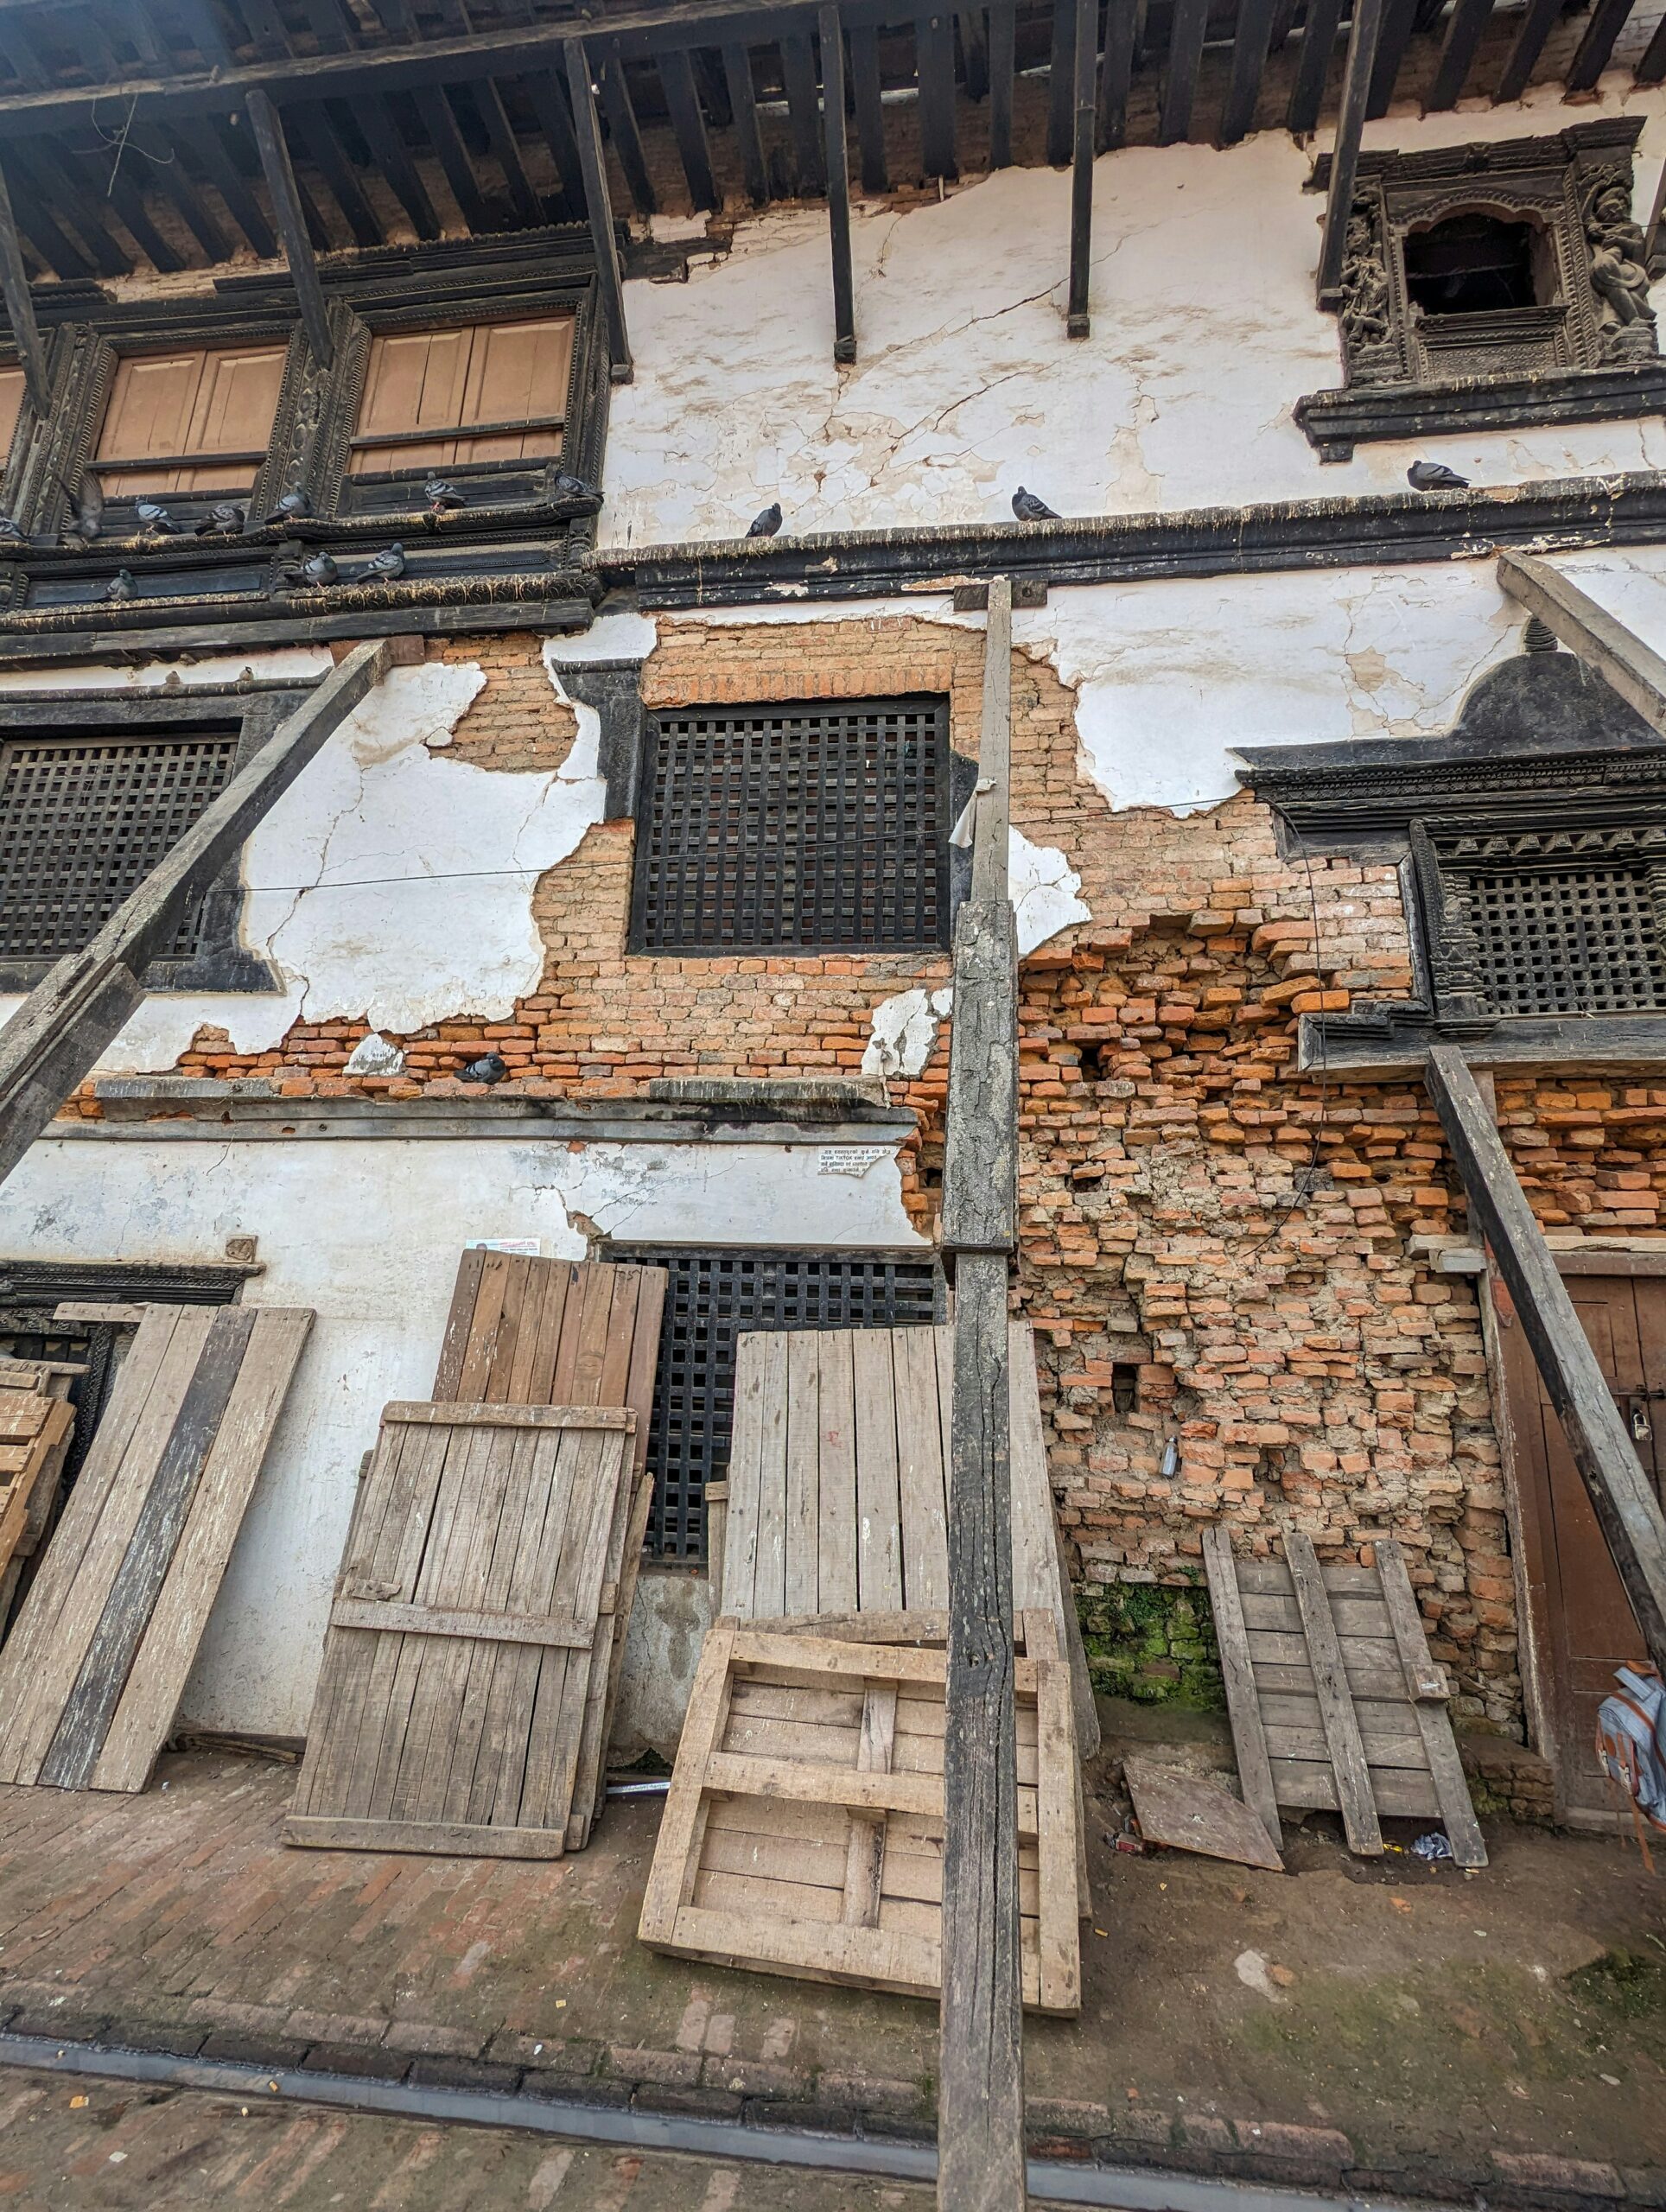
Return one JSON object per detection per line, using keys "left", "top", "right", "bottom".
{"left": 1202, "top": 1524, "right": 1283, "bottom": 1846}
{"left": 1269, "top": 1759, "right": 1441, "bottom": 1817}
{"left": 283, "top": 1815, "right": 575, "bottom": 1858}
{"left": 939, "top": 909, "right": 1019, "bottom": 1253}
{"left": 1374, "top": 1538, "right": 1487, "bottom": 1867}
{"left": 850, "top": 1331, "right": 903, "bottom": 1610}
{"left": 843, "top": 1679, "right": 896, "bottom": 1926}
{"left": 329, "top": 1598, "right": 595, "bottom": 1648}
{"left": 1316, "top": 0, "right": 1385, "bottom": 305}
{"left": 386, "top": 1401, "right": 634, "bottom": 1429}
{"left": 638, "top": 1615, "right": 736, "bottom": 1943}
{"left": 1428, "top": 1044, "right": 1666, "bottom": 1672}
{"left": 1497, "top": 551, "right": 1666, "bottom": 742}
{"left": 1284, "top": 1530, "right": 1383, "bottom": 1855}
{"left": 566, "top": 41, "right": 633, "bottom": 383}
{"left": 246, "top": 89, "right": 334, "bottom": 365}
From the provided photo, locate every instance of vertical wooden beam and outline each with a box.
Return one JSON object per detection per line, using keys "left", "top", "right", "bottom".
{"left": 1221, "top": 0, "right": 1278, "bottom": 143}
{"left": 959, "top": 7, "right": 990, "bottom": 99}
{"left": 1066, "top": 0, "right": 1095, "bottom": 339}
{"left": 724, "top": 43, "right": 771, "bottom": 202}
{"left": 0, "top": 158, "right": 50, "bottom": 420}
{"left": 848, "top": 24, "right": 889, "bottom": 192}
{"left": 566, "top": 39, "right": 633, "bottom": 385}
{"left": 1426, "top": 1046, "right": 1666, "bottom": 1674}
{"left": 938, "top": 569, "right": 1024, "bottom": 2212}
{"left": 597, "top": 38, "right": 658, "bottom": 216}
{"left": 782, "top": 31, "right": 828, "bottom": 194}
{"left": 1046, "top": 0, "right": 1074, "bottom": 162}
{"left": 988, "top": 0, "right": 1015, "bottom": 166}
{"left": 1286, "top": 0, "right": 1342, "bottom": 132}
{"left": 246, "top": 89, "right": 334, "bottom": 368}
{"left": 660, "top": 48, "right": 720, "bottom": 213}
{"left": 916, "top": 10, "right": 958, "bottom": 181}
{"left": 819, "top": 6, "right": 855, "bottom": 364}
{"left": 1160, "top": 0, "right": 1209, "bottom": 143}
{"left": 1497, "top": 551, "right": 1666, "bottom": 739}
{"left": 1494, "top": 0, "right": 1561, "bottom": 101}
{"left": 1316, "top": 0, "right": 1385, "bottom": 307}
{"left": 1425, "top": 0, "right": 1493, "bottom": 109}
{"left": 1097, "top": 0, "right": 1135, "bottom": 149}
{"left": 1364, "top": 0, "right": 1416, "bottom": 115}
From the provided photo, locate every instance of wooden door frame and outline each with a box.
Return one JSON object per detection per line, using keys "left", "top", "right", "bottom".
{"left": 1483, "top": 1237, "right": 1665, "bottom": 1827}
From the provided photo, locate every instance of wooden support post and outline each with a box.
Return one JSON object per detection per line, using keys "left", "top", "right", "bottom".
{"left": 565, "top": 41, "right": 633, "bottom": 385}
{"left": 1426, "top": 1045, "right": 1666, "bottom": 1673}
{"left": 722, "top": 43, "right": 770, "bottom": 204}
{"left": 820, "top": 5, "right": 855, "bottom": 364}
{"left": 1065, "top": 0, "right": 1095, "bottom": 339}
{"left": 246, "top": 89, "right": 334, "bottom": 369}
{"left": 0, "top": 640, "right": 395, "bottom": 1194}
{"left": 1497, "top": 550, "right": 1666, "bottom": 739}
{"left": 988, "top": 0, "right": 1015, "bottom": 166}
{"left": 938, "top": 570, "right": 1025, "bottom": 2212}
{"left": 1316, "top": 0, "right": 1385, "bottom": 307}
{"left": 0, "top": 157, "right": 50, "bottom": 419}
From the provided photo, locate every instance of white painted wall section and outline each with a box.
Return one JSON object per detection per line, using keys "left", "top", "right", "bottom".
{"left": 0, "top": 1131, "right": 922, "bottom": 1737}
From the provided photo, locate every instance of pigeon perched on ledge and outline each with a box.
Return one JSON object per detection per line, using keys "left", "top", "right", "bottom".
{"left": 1406, "top": 460, "right": 1470, "bottom": 492}
{"left": 103, "top": 568, "right": 136, "bottom": 603}
{"left": 283, "top": 550, "right": 339, "bottom": 588}
{"left": 424, "top": 476, "right": 466, "bottom": 512}
{"left": 1011, "top": 486, "right": 1059, "bottom": 522}
{"left": 551, "top": 472, "right": 600, "bottom": 503}
{"left": 747, "top": 501, "right": 783, "bottom": 538}
{"left": 359, "top": 542, "right": 405, "bottom": 581}
{"left": 135, "top": 498, "right": 182, "bottom": 534}
{"left": 204, "top": 501, "right": 247, "bottom": 535}
{"left": 460, "top": 1052, "right": 509, "bottom": 1085}
{"left": 261, "top": 486, "right": 313, "bottom": 526}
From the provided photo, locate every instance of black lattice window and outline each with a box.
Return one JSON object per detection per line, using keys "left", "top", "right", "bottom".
{"left": 0, "top": 730, "right": 239, "bottom": 962}
{"left": 1464, "top": 864, "right": 1666, "bottom": 1014}
{"left": 631, "top": 696, "right": 951, "bottom": 953}
{"left": 612, "top": 1248, "right": 938, "bottom": 1559}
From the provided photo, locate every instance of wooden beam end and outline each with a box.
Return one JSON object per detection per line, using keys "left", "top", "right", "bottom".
{"left": 1065, "top": 310, "right": 1090, "bottom": 339}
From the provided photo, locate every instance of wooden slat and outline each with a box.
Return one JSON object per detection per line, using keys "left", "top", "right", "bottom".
{"left": 637, "top": 1615, "right": 736, "bottom": 1943}
{"left": 387, "top": 1401, "right": 633, "bottom": 1430}
{"left": 987, "top": 0, "right": 1015, "bottom": 165}
{"left": 1425, "top": 0, "right": 1492, "bottom": 107}
{"left": 659, "top": 47, "right": 718, "bottom": 212}
{"left": 1202, "top": 1523, "right": 1281, "bottom": 1845}
{"left": 843, "top": 1680, "right": 896, "bottom": 1926}
{"left": 329, "top": 1598, "right": 595, "bottom": 1648}
{"left": 851, "top": 1332, "right": 903, "bottom": 1610}
{"left": 1494, "top": 0, "right": 1561, "bottom": 99}
{"left": 1364, "top": 0, "right": 1415, "bottom": 116}
{"left": 567, "top": 41, "right": 633, "bottom": 381}
{"left": 1285, "top": 0, "right": 1342, "bottom": 129}
{"left": 722, "top": 43, "right": 770, "bottom": 202}
{"left": 246, "top": 88, "right": 334, "bottom": 366}
{"left": 284, "top": 1815, "right": 575, "bottom": 1859}
{"left": 1221, "top": 0, "right": 1278, "bottom": 142}
{"left": 781, "top": 30, "right": 826, "bottom": 194}
{"left": 1283, "top": 1530, "right": 1383, "bottom": 1855}
{"left": 915, "top": 9, "right": 958, "bottom": 181}
{"left": 1269, "top": 1759, "right": 1440, "bottom": 1817}
{"left": 1374, "top": 1538, "right": 1487, "bottom": 1867}
{"left": 1160, "top": 0, "right": 1208, "bottom": 142}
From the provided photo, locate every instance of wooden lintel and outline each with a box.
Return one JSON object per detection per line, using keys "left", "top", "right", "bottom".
{"left": 1497, "top": 550, "right": 1666, "bottom": 739}
{"left": 1065, "top": 0, "right": 1095, "bottom": 339}
{"left": 819, "top": 5, "right": 855, "bottom": 363}
{"left": 565, "top": 41, "right": 633, "bottom": 385}
{"left": 0, "top": 157, "right": 50, "bottom": 418}
{"left": 245, "top": 90, "right": 334, "bottom": 370}
{"left": 1316, "top": 0, "right": 1386, "bottom": 306}
{"left": 1425, "top": 1044, "right": 1666, "bottom": 1673}
{"left": 0, "top": 639, "right": 394, "bottom": 1192}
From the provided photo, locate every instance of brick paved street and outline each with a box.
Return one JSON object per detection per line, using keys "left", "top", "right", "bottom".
{"left": 0, "top": 1751, "right": 1662, "bottom": 2202}
{"left": 0, "top": 2068, "right": 931, "bottom": 2209}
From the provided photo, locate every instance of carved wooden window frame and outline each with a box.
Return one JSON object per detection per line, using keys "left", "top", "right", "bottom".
{"left": 1295, "top": 122, "right": 1666, "bottom": 461}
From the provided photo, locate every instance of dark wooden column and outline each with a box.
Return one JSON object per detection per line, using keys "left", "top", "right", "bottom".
{"left": 0, "top": 156, "right": 49, "bottom": 419}
{"left": 565, "top": 40, "right": 634, "bottom": 384}
{"left": 819, "top": 4, "right": 856, "bottom": 364}
{"left": 246, "top": 89, "right": 334, "bottom": 370}
{"left": 1065, "top": 0, "right": 1096, "bottom": 339}
{"left": 1316, "top": 0, "right": 1386, "bottom": 306}
{"left": 1426, "top": 1046, "right": 1666, "bottom": 1673}
{"left": 938, "top": 574, "right": 1027, "bottom": 2212}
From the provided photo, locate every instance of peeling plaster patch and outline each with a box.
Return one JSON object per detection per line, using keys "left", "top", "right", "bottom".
{"left": 1009, "top": 826, "right": 1091, "bottom": 954}
{"left": 556, "top": 1140, "right": 925, "bottom": 1249}
{"left": 862, "top": 985, "right": 955, "bottom": 1078}
{"left": 0, "top": 647, "right": 333, "bottom": 693}
{"left": 544, "top": 609, "right": 661, "bottom": 663}
{"left": 344, "top": 1032, "right": 404, "bottom": 1077}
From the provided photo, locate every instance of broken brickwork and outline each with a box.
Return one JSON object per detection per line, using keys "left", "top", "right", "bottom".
{"left": 79, "top": 619, "right": 1666, "bottom": 1739}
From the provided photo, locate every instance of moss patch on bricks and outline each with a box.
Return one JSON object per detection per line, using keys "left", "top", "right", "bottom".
{"left": 1077, "top": 1580, "right": 1224, "bottom": 1710}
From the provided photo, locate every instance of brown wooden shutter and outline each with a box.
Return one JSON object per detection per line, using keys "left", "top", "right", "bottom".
{"left": 0, "top": 368, "right": 24, "bottom": 461}
{"left": 96, "top": 345, "right": 285, "bottom": 497}
{"left": 350, "top": 316, "right": 573, "bottom": 474}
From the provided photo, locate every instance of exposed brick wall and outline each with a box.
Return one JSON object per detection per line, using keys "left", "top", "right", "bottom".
{"left": 79, "top": 618, "right": 1666, "bottom": 1738}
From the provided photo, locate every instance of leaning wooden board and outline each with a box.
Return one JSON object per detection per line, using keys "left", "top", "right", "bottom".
{"left": 639, "top": 1612, "right": 1081, "bottom": 2013}
{"left": 430, "top": 1250, "right": 666, "bottom": 1848}
{"left": 719, "top": 1322, "right": 1098, "bottom": 1756}
{"left": 0, "top": 1303, "right": 313, "bottom": 1792}
{"left": 287, "top": 1401, "right": 633, "bottom": 1859}
{"left": 1202, "top": 1523, "right": 1486, "bottom": 1867}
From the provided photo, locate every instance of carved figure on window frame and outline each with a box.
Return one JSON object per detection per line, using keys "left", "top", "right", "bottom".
{"left": 1338, "top": 209, "right": 1400, "bottom": 385}
{"left": 1585, "top": 178, "right": 1657, "bottom": 359}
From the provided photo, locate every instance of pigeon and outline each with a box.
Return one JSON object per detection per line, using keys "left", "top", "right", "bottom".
{"left": 261, "top": 486, "right": 313, "bottom": 526}
{"left": 135, "top": 497, "right": 181, "bottom": 534}
{"left": 203, "top": 501, "right": 247, "bottom": 535}
{"left": 285, "top": 550, "right": 339, "bottom": 588}
{"left": 747, "top": 502, "right": 783, "bottom": 538}
{"left": 423, "top": 476, "right": 466, "bottom": 512}
{"left": 359, "top": 542, "right": 405, "bottom": 580}
{"left": 0, "top": 512, "right": 25, "bottom": 545}
{"left": 551, "top": 471, "right": 600, "bottom": 503}
{"left": 460, "top": 1051, "right": 508, "bottom": 1085}
{"left": 1406, "top": 460, "right": 1470, "bottom": 493}
{"left": 103, "top": 568, "right": 137, "bottom": 603}
{"left": 1011, "top": 486, "right": 1059, "bottom": 523}
{"left": 60, "top": 470, "right": 103, "bottom": 547}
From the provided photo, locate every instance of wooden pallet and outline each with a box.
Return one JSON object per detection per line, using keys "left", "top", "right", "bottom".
{"left": 0, "top": 1304, "right": 314, "bottom": 1793}
{"left": 1203, "top": 1524, "right": 1487, "bottom": 1867}
{"left": 430, "top": 1249, "right": 666, "bottom": 1847}
{"left": 0, "top": 1382, "right": 73, "bottom": 1624}
{"left": 0, "top": 1360, "right": 86, "bottom": 1631}
{"left": 287, "top": 1401, "right": 633, "bottom": 1859}
{"left": 714, "top": 1321, "right": 1097, "bottom": 1755}
{"left": 639, "top": 1612, "right": 1081, "bottom": 2014}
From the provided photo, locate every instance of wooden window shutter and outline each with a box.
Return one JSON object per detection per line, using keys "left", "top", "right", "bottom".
{"left": 0, "top": 368, "right": 24, "bottom": 461}
{"left": 350, "top": 317, "right": 574, "bottom": 474}
{"left": 95, "top": 346, "right": 286, "bottom": 498}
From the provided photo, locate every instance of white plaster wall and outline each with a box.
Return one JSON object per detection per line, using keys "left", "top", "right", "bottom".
{"left": 601, "top": 78, "right": 1666, "bottom": 548}
{"left": 0, "top": 1131, "right": 922, "bottom": 1737}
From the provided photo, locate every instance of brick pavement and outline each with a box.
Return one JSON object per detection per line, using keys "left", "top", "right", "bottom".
{"left": 1, "top": 1753, "right": 1663, "bottom": 2206}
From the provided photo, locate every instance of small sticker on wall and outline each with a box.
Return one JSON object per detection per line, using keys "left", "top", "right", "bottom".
{"left": 817, "top": 1146, "right": 889, "bottom": 1179}
{"left": 466, "top": 1236, "right": 543, "bottom": 1255}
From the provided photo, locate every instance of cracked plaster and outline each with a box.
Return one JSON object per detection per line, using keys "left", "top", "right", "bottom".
{"left": 601, "top": 83, "right": 1666, "bottom": 549}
